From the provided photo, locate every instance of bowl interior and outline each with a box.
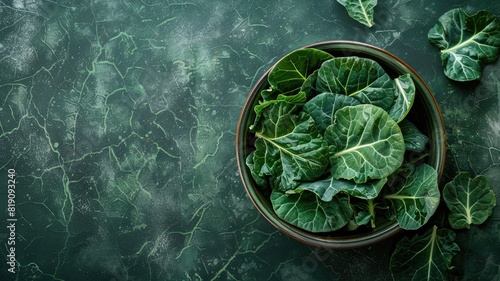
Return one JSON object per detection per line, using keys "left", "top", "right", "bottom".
{"left": 236, "top": 41, "right": 446, "bottom": 249}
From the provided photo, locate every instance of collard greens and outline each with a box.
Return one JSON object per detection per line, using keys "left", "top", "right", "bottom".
{"left": 271, "top": 189, "right": 353, "bottom": 232}
{"left": 337, "top": 0, "right": 377, "bottom": 28}
{"left": 304, "top": 92, "right": 360, "bottom": 134}
{"left": 428, "top": 8, "right": 500, "bottom": 81}
{"left": 287, "top": 177, "right": 387, "bottom": 201}
{"left": 267, "top": 48, "right": 333, "bottom": 96}
{"left": 247, "top": 48, "right": 439, "bottom": 234}
{"left": 316, "top": 57, "right": 394, "bottom": 111}
{"left": 388, "top": 74, "right": 416, "bottom": 123}
{"left": 390, "top": 226, "right": 460, "bottom": 281}
{"left": 443, "top": 172, "right": 497, "bottom": 229}
{"left": 399, "top": 119, "right": 429, "bottom": 153}
{"left": 325, "top": 104, "right": 405, "bottom": 183}
{"left": 384, "top": 164, "right": 440, "bottom": 230}
{"left": 253, "top": 106, "right": 329, "bottom": 191}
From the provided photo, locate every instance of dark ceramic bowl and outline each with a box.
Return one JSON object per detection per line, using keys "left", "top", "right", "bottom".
{"left": 235, "top": 41, "right": 446, "bottom": 249}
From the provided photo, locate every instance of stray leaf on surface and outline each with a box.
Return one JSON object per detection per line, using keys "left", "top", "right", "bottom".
{"left": 428, "top": 8, "right": 500, "bottom": 81}
{"left": 443, "top": 172, "right": 497, "bottom": 229}
{"left": 390, "top": 225, "right": 460, "bottom": 281}
{"left": 337, "top": 0, "right": 377, "bottom": 27}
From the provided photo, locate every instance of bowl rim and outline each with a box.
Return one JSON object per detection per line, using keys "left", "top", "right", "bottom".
{"left": 235, "top": 40, "right": 446, "bottom": 249}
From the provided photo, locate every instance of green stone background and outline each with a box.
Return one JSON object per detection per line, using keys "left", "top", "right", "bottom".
{"left": 0, "top": 0, "right": 499, "bottom": 280}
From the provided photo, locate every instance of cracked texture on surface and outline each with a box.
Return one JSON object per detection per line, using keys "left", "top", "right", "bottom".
{"left": 0, "top": 0, "right": 499, "bottom": 280}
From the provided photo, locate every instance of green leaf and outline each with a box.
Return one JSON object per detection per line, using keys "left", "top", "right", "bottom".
{"left": 245, "top": 152, "right": 267, "bottom": 187}
{"left": 390, "top": 225, "right": 460, "bottom": 281}
{"left": 385, "top": 164, "right": 440, "bottom": 230}
{"left": 399, "top": 119, "right": 429, "bottom": 153}
{"left": 388, "top": 74, "right": 416, "bottom": 123}
{"left": 325, "top": 104, "right": 405, "bottom": 183}
{"left": 443, "top": 172, "right": 497, "bottom": 229}
{"left": 254, "top": 92, "right": 307, "bottom": 114}
{"left": 253, "top": 103, "right": 329, "bottom": 191}
{"left": 250, "top": 91, "right": 307, "bottom": 131}
{"left": 260, "top": 87, "right": 277, "bottom": 101}
{"left": 268, "top": 48, "right": 334, "bottom": 96}
{"left": 354, "top": 210, "right": 373, "bottom": 227}
{"left": 286, "top": 176, "right": 387, "bottom": 201}
{"left": 271, "top": 189, "right": 353, "bottom": 232}
{"left": 316, "top": 57, "right": 394, "bottom": 111}
{"left": 303, "top": 92, "right": 360, "bottom": 134}
{"left": 299, "top": 69, "right": 319, "bottom": 99}
{"left": 351, "top": 197, "right": 388, "bottom": 228}
{"left": 337, "top": 0, "right": 377, "bottom": 28}
{"left": 428, "top": 8, "right": 500, "bottom": 81}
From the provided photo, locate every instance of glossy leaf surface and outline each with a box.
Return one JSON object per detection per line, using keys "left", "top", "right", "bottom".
{"left": 250, "top": 91, "right": 306, "bottom": 131}
{"left": 399, "top": 119, "right": 429, "bottom": 153}
{"left": 316, "top": 57, "right": 394, "bottom": 111}
{"left": 428, "top": 8, "right": 500, "bottom": 81}
{"left": 268, "top": 48, "right": 334, "bottom": 96}
{"left": 388, "top": 74, "right": 416, "bottom": 123}
{"left": 325, "top": 104, "right": 405, "bottom": 183}
{"left": 443, "top": 172, "right": 496, "bottom": 229}
{"left": 253, "top": 102, "right": 329, "bottom": 191}
{"left": 271, "top": 189, "right": 353, "bottom": 232}
{"left": 286, "top": 176, "right": 387, "bottom": 201}
{"left": 300, "top": 69, "right": 319, "bottom": 99}
{"left": 303, "top": 92, "right": 360, "bottom": 134}
{"left": 390, "top": 226, "right": 460, "bottom": 281}
{"left": 385, "top": 164, "right": 440, "bottom": 230}
{"left": 246, "top": 152, "right": 267, "bottom": 187}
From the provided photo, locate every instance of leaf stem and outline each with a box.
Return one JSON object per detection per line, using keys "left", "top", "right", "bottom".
{"left": 368, "top": 199, "right": 376, "bottom": 228}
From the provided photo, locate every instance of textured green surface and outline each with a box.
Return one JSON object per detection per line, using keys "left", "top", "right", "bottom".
{"left": 0, "top": 1, "right": 499, "bottom": 280}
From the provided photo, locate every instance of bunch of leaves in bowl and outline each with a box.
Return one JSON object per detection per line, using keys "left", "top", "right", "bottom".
{"left": 245, "top": 47, "right": 441, "bottom": 234}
